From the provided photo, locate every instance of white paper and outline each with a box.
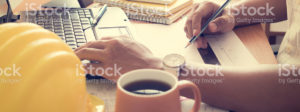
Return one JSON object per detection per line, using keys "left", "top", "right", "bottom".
{"left": 206, "top": 31, "right": 259, "bottom": 66}
{"left": 181, "top": 99, "right": 228, "bottom": 112}
{"left": 133, "top": 17, "right": 204, "bottom": 64}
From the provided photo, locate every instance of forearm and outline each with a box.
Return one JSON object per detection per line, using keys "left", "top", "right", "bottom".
{"left": 179, "top": 64, "right": 300, "bottom": 112}
{"left": 229, "top": 0, "right": 287, "bottom": 26}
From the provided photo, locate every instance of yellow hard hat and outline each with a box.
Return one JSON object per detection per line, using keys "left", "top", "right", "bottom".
{"left": 0, "top": 23, "right": 104, "bottom": 112}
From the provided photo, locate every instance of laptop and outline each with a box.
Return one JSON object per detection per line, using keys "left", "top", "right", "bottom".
{"left": 4, "top": 0, "right": 136, "bottom": 50}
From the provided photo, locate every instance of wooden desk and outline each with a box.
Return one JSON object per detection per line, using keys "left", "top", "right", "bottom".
{"left": 87, "top": 19, "right": 278, "bottom": 112}
{"left": 86, "top": 2, "right": 278, "bottom": 112}
{"left": 234, "top": 24, "right": 277, "bottom": 64}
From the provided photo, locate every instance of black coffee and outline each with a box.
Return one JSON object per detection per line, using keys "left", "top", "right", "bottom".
{"left": 124, "top": 80, "right": 172, "bottom": 95}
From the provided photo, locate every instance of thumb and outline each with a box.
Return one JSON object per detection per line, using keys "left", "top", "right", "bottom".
{"left": 209, "top": 15, "right": 232, "bottom": 33}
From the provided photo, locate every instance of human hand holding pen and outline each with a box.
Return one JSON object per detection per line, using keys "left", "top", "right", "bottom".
{"left": 184, "top": 1, "right": 235, "bottom": 48}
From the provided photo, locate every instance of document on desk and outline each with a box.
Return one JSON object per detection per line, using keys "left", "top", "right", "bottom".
{"left": 181, "top": 98, "right": 228, "bottom": 112}
{"left": 133, "top": 18, "right": 204, "bottom": 64}
{"left": 206, "top": 31, "right": 259, "bottom": 66}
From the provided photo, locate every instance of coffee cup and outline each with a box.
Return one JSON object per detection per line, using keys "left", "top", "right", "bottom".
{"left": 115, "top": 69, "right": 201, "bottom": 112}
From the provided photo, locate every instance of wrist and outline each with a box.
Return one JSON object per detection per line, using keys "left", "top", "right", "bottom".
{"left": 147, "top": 57, "right": 164, "bottom": 70}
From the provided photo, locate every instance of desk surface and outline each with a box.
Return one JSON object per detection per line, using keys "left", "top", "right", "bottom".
{"left": 234, "top": 24, "right": 277, "bottom": 64}
{"left": 87, "top": 18, "right": 278, "bottom": 112}
{"left": 86, "top": 1, "right": 278, "bottom": 111}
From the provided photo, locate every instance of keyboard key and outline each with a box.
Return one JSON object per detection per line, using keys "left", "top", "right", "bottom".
{"left": 66, "top": 35, "right": 75, "bottom": 38}
{"left": 37, "top": 22, "right": 44, "bottom": 25}
{"left": 74, "top": 30, "right": 83, "bottom": 33}
{"left": 75, "top": 32, "right": 84, "bottom": 36}
{"left": 78, "top": 10, "right": 84, "bottom": 12}
{"left": 82, "top": 24, "right": 90, "bottom": 29}
{"left": 53, "top": 16, "right": 62, "bottom": 20}
{"left": 76, "top": 38, "right": 86, "bottom": 43}
{"left": 63, "top": 22, "right": 72, "bottom": 25}
{"left": 73, "top": 27, "right": 83, "bottom": 30}
{"left": 54, "top": 30, "right": 64, "bottom": 33}
{"left": 69, "top": 10, "right": 78, "bottom": 13}
{"left": 66, "top": 38, "right": 76, "bottom": 42}
{"left": 54, "top": 27, "right": 63, "bottom": 31}
{"left": 85, "top": 14, "right": 92, "bottom": 18}
{"left": 64, "top": 28, "right": 73, "bottom": 31}
{"left": 63, "top": 24, "right": 72, "bottom": 28}
{"left": 56, "top": 33, "right": 64, "bottom": 36}
{"left": 67, "top": 42, "right": 77, "bottom": 46}
{"left": 75, "top": 36, "right": 85, "bottom": 39}
{"left": 45, "top": 24, "right": 53, "bottom": 28}
{"left": 65, "top": 31, "right": 74, "bottom": 35}
{"left": 70, "top": 14, "right": 79, "bottom": 19}
{"left": 79, "top": 14, "right": 85, "bottom": 18}
{"left": 84, "top": 10, "right": 90, "bottom": 13}
{"left": 71, "top": 18, "right": 80, "bottom": 22}
{"left": 77, "top": 43, "right": 86, "bottom": 47}
{"left": 73, "top": 22, "right": 81, "bottom": 26}
{"left": 81, "top": 20, "right": 90, "bottom": 24}
{"left": 54, "top": 22, "right": 62, "bottom": 25}
{"left": 80, "top": 18, "right": 89, "bottom": 21}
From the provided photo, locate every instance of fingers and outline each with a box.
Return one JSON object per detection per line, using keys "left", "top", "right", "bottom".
{"left": 208, "top": 14, "right": 235, "bottom": 33}
{"left": 194, "top": 36, "right": 208, "bottom": 49}
{"left": 185, "top": 2, "right": 216, "bottom": 39}
{"left": 101, "top": 36, "right": 114, "bottom": 40}
{"left": 101, "top": 35, "right": 129, "bottom": 40}
{"left": 208, "top": 22, "right": 218, "bottom": 33}
{"left": 191, "top": 2, "right": 217, "bottom": 35}
{"left": 185, "top": 17, "right": 193, "bottom": 38}
{"left": 75, "top": 40, "right": 107, "bottom": 52}
{"left": 75, "top": 48, "right": 107, "bottom": 62}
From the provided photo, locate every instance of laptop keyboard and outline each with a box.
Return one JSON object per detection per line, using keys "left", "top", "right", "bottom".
{"left": 25, "top": 8, "right": 93, "bottom": 50}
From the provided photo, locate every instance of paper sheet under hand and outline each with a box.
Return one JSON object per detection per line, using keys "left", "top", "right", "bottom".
{"left": 206, "top": 31, "right": 259, "bottom": 66}
{"left": 181, "top": 98, "right": 228, "bottom": 112}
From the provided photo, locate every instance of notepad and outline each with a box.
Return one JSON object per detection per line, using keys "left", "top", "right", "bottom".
{"left": 129, "top": 0, "right": 176, "bottom": 5}
{"left": 95, "top": 0, "right": 193, "bottom": 24}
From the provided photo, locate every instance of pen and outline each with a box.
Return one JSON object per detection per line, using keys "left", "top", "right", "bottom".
{"left": 84, "top": 4, "right": 107, "bottom": 31}
{"left": 185, "top": 0, "right": 231, "bottom": 48}
{"left": 92, "top": 4, "right": 107, "bottom": 27}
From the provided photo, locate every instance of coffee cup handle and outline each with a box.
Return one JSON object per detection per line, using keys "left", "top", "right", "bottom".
{"left": 178, "top": 80, "right": 201, "bottom": 112}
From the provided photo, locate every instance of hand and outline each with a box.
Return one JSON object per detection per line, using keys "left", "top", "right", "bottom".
{"left": 184, "top": 1, "right": 235, "bottom": 48}
{"left": 75, "top": 36, "right": 163, "bottom": 82}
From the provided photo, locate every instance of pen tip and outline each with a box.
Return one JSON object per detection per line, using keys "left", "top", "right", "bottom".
{"left": 185, "top": 43, "right": 191, "bottom": 48}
